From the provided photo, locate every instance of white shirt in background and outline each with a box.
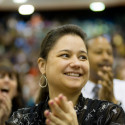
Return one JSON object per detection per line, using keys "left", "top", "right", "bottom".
{"left": 81, "top": 79, "right": 125, "bottom": 111}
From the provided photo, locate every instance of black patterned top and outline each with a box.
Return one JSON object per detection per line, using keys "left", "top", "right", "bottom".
{"left": 6, "top": 94, "right": 125, "bottom": 125}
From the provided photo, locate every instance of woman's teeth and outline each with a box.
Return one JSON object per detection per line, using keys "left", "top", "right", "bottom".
{"left": 66, "top": 73, "right": 80, "bottom": 77}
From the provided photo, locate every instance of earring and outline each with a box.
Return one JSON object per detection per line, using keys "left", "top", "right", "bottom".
{"left": 39, "top": 74, "right": 48, "bottom": 88}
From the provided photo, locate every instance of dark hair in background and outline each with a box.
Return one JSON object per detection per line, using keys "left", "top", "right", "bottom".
{"left": 36, "top": 24, "right": 87, "bottom": 103}
{"left": 11, "top": 73, "right": 25, "bottom": 114}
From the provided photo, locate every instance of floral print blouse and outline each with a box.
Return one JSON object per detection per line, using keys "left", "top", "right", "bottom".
{"left": 6, "top": 94, "right": 125, "bottom": 125}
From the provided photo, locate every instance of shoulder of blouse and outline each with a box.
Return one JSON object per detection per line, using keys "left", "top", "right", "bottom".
{"left": 6, "top": 103, "right": 40, "bottom": 125}
{"left": 86, "top": 98, "right": 125, "bottom": 124}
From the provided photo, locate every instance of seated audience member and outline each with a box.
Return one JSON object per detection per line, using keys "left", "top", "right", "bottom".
{"left": 0, "top": 58, "right": 25, "bottom": 125}
{"left": 7, "top": 24, "right": 125, "bottom": 125}
{"left": 81, "top": 35, "right": 125, "bottom": 111}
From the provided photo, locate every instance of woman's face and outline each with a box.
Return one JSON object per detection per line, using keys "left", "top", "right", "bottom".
{"left": 0, "top": 72, "right": 18, "bottom": 99}
{"left": 43, "top": 34, "right": 89, "bottom": 94}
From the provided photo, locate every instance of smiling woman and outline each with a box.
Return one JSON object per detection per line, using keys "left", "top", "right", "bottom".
{"left": 7, "top": 24, "right": 125, "bottom": 125}
{"left": 0, "top": 58, "right": 24, "bottom": 125}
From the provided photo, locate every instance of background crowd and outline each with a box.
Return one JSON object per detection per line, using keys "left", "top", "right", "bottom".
{"left": 0, "top": 3, "right": 125, "bottom": 124}
{"left": 0, "top": 5, "right": 125, "bottom": 110}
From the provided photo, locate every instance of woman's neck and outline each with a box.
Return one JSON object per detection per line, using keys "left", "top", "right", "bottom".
{"left": 49, "top": 89, "right": 80, "bottom": 107}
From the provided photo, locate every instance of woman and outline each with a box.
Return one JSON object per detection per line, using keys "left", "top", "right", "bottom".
{"left": 0, "top": 58, "right": 24, "bottom": 125}
{"left": 7, "top": 24, "right": 125, "bottom": 125}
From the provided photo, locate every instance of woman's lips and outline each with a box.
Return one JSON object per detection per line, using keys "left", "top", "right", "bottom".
{"left": 0, "top": 88, "right": 9, "bottom": 93}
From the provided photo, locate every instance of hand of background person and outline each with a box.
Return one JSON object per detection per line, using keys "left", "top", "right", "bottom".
{"left": 0, "top": 92, "right": 12, "bottom": 125}
{"left": 44, "top": 94, "right": 79, "bottom": 125}
{"left": 98, "top": 66, "right": 118, "bottom": 104}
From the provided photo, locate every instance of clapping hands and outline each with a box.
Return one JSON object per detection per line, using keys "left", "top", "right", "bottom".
{"left": 98, "top": 66, "right": 118, "bottom": 104}
{"left": 0, "top": 92, "right": 12, "bottom": 125}
{"left": 44, "top": 94, "right": 78, "bottom": 125}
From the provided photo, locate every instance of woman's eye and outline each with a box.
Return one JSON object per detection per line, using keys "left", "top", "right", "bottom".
{"left": 60, "top": 54, "right": 69, "bottom": 58}
{"left": 9, "top": 74, "right": 16, "bottom": 80}
{"left": 9, "top": 74, "right": 13, "bottom": 80}
{"left": 0, "top": 74, "right": 2, "bottom": 78}
{"left": 0, "top": 73, "right": 4, "bottom": 78}
{"left": 79, "top": 55, "right": 87, "bottom": 60}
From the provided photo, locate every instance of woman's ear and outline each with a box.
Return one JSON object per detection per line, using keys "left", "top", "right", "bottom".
{"left": 37, "top": 57, "right": 46, "bottom": 74}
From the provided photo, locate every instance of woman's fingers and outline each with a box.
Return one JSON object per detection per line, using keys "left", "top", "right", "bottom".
{"left": 54, "top": 94, "right": 72, "bottom": 113}
{"left": 0, "top": 93, "right": 12, "bottom": 124}
{"left": 0, "top": 93, "right": 12, "bottom": 117}
{"left": 48, "top": 99, "right": 66, "bottom": 119}
{"left": 44, "top": 110, "right": 63, "bottom": 125}
{"left": 44, "top": 95, "right": 78, "bottom": 125}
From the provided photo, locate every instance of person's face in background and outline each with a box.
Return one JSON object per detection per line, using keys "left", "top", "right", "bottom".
{"left": 0, "top": 71, "right": 18, "bottom": 99}
{"left": 40, "top": 34, "right": 89, "bottom": 94}
{"left": 87, "top": 36, "right": 114, "bottom": 81}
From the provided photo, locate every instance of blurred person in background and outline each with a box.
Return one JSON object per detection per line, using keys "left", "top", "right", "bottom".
{"left": 7, "top": 24, "right": 125, "bottom": 125}
{"left": 22, "top": 72, "right": 40, "bottom": 106}
{"left": 0, "top": 58, "right": 25, "bottom": 125}
{"left": 82, "top": 35, "right": 125, "bottom": 111}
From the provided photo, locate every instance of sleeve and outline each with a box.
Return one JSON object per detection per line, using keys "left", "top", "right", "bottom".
{"left": 6, "top": 109, "right": 25, "bottom": 125}
{"left": 104, "top": 104, "right": 125, "bottom": 124}
{"left": 6, "top": 107, "right": 31, "bottom": 125}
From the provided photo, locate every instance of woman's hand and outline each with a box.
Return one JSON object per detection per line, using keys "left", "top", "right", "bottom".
{"left": 98, "top": 66, "right": 118, "bottom": 104}
{"left": 44, "top": 94, "right": 78, "bottom": 125}
{"left": 0, "top": 92, "right": 12, "bottom": 125}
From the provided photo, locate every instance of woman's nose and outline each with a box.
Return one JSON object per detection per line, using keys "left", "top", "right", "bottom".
{"left": 69, "top": 57, "right": 80, "bottom": 68}
{"left": 4, "top": 75, "right": 10, "bottom": 82}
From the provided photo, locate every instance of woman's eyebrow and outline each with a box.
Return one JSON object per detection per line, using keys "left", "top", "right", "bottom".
{"left": 58, "top": 50, "right": 87, "bottom": 54}
{"left": 58, "top": 49, "right": 70, "bottom": 53}
{"left": 80, "top": 50, "right": 87, "bottom": 54}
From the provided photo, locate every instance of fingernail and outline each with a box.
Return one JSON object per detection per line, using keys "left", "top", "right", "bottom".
{"left": 46, "top": 111, "right": 49, "bottom": 116}
{"left": 59, "top": 95, "right": 63, "bottom": 100}
{"left": 50, "top": 101, "right": 54, "bottom": 105}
